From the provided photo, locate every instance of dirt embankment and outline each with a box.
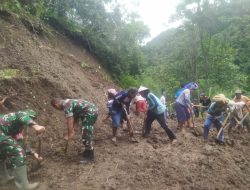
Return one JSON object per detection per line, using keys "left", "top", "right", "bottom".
{"left": 0, "top": 17, "right": 250, "bottom": 190}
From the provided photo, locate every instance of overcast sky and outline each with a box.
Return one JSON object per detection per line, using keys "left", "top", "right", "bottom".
{"left": 121, "top": 0, "right": 181, "bottom": 39}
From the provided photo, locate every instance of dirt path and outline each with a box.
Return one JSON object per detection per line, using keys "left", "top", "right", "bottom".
{"left": 0, "top": 18, "right": 250, "bottom": 190}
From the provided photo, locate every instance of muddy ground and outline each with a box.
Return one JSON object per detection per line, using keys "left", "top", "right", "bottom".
{"left": 0, "top": 17, "right": 250, "bottom": 190}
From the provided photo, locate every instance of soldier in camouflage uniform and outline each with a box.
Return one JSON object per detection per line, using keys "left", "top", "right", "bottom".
{"left": 51, "top": 98, "right": 98, "bottom": 163}
{"left": 0, "top": 109, "right": 45, "bottom": 190}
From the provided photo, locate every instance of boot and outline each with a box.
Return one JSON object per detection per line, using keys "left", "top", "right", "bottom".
{"left": 80, "top": 149, "right": 94, "bottom": 164}
{"left": 14, "top": 165, "right": 39, "bottom": 190}
{"left": 0, "top": 160, "right": 14, "bottom": 185}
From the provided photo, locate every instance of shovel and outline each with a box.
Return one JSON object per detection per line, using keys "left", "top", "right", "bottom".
{"left": 123, "top": 107, "right": 139, "bottom": 143}
{"left": 217, "top": 112, "right": 231, "bottom": 139}
{"left": 189, "top": 106, "right": 199, "bottom": 137}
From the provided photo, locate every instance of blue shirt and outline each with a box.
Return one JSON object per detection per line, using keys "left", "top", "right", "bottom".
{"left": 112, "top": 91, "right": 132, "bottom": 113}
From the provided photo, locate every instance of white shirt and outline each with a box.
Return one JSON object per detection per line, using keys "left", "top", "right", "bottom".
{"left": 176, "top": 89, "right": 191, "bottom": 106}
{"left": 160, "top": 95, "right": 166, "bottom": 105}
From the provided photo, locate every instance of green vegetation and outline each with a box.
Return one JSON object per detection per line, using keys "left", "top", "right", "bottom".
{"left": 144, "top": 0, "right": 250, "bottom": 98}
{"left": 0, "top": 69, "right": 18, "bottom": 79}
{"left": 1, "top": 0, "right": 250, "bottom": 100}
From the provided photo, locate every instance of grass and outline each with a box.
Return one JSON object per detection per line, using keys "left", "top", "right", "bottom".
{"left": 0, "top": 69, "right": 18, "bottom": 79}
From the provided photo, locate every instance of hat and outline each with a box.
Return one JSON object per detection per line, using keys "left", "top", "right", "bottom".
{"left": 212, "top": 94, "right": 229, "bottom": 104}
{"left": 107, "top": 89, "right": 117, "bottom": 96}
{"left": 138, "top": 86, "right": 149, "bottom": 93}
{"left": 25, "top": 109, "right": 37, "bottom": 118}
{"left": 235, "top": 90, "right": 242, "bottom": 94}
{"left": 184, "top": 82, "right": 198, "bottom": 90}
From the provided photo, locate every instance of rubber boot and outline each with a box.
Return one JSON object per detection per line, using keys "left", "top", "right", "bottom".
{"left": 14, "top": 165, "right": 39, "bottom": 190}
{"left": 0, "top": 160, "right": 14, "bottom": 185}
{"left": 80, "top": 149, "right": 94, "bottom": 164}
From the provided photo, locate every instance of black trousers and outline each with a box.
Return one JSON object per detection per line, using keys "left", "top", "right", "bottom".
{"left": 144, "top": 111, "right": 176, "bottom": 140}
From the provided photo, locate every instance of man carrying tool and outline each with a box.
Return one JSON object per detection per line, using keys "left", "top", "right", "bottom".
{"left": 233, "top": 90, "right": 250, "bottom": 132}
{"left": 109, "top": 88, "right": 138, "bottom": 143}
{"left": 203, "top": 94, "right": 232, "bottom": 144}
{"left": 138, "top": 86, "right": 176, "bottom": 142}
{"left": 51, "top": 98, "right": 98, "bottom": 163}
{"left": 0, "top": 109, "right": 45, "bottom": 190}
{"left": 199, "top": 93, "right": 211, "bottom": 118}
{"left": 174, "top": 82, "right": 198, "bottom": 134}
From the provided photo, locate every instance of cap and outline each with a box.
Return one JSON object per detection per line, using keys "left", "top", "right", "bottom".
{"left": 212, "top": 94, "right": 229, "bottom": 104}
{"left": 107, "top": 89, "right": 117, "bottom": 96}
{"left": 184, "top": 82, "right": 198, "bottom": 90}
{"left": 235, "top": 90, "right": 242, "bottom": 94}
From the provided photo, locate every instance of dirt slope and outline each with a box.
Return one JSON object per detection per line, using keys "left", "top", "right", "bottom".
{"left": 0, "top": 17, "right": 250, "bottom": 190}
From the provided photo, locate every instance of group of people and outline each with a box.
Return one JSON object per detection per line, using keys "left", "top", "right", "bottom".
{"left": 172, "top": 83, "right": 250, "bottom": 144}
{"left": 103, "top": 86, "right": 177, "bottom": 143}
{"left": 1, "top": 83, "right": 250, "bottom": 190}
{"left": 0, "top": 98, "right": 99, "bottom": 189}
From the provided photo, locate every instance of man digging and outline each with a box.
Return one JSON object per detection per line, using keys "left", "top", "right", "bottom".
{"left": 0, "top": 109, "right": 45, "bottom": 190}
{"left": 51, "top": 98, "right": 98, "bottom": 164}
{"left": 138, "top": 86, "right": 177, "bottom": 143}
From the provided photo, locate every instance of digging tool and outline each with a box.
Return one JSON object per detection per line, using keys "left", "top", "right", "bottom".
{"left": 190, "top": 106, "right": 195, "bottom": 128}
{"left": 192, "top": 104, "right": 208, "bottom": 108}
{"left": 123, "top": 107, "right": 139, "bottom": 143}
{"left": 189, "top": 106, "right": 199, "bottom": 136}
{"left": 216, "top": 112, "right": 231, "bottom": 139}
{"left": 229, "top": 104, "right": 250, "bottom": 131}
{"left": 0, "top": 96, "right": 8, "bottom": 109}
{"left": 233, "top": 112, "right": 249, "bottom": 129}
{"left": 37, "top": 133, "right": 43, "bottom": 156}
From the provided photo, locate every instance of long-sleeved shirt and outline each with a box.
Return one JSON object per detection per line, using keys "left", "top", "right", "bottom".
{"left": 146, "top": 92, "right": 165, "bottom": 114}
{"left": 0, "top": 111, "right": 36, "bottom": 138}
{"left": 112, "top": 91, "right": 132, "bottom": 113}
{"left": 176, "top": 89, "right": 192, "bottom": 107}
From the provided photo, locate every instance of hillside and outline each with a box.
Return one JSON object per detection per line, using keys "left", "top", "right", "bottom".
{"left": 1, "top": 16, "right": 250, "bottom": 190}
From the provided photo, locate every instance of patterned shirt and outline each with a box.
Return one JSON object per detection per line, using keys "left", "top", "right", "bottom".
{"left": 60, "top": 99, "right": 97, "bottom": 118}
{"left": 0, "top": 111, "right": 36, "bottom": 136}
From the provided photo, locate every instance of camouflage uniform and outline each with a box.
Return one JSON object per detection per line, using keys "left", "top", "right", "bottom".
{"left": 61, "top": 99, "right": 98, "bottom": 150}
{"left": 0, "top": 111, "right": 37, "bottom": 168}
